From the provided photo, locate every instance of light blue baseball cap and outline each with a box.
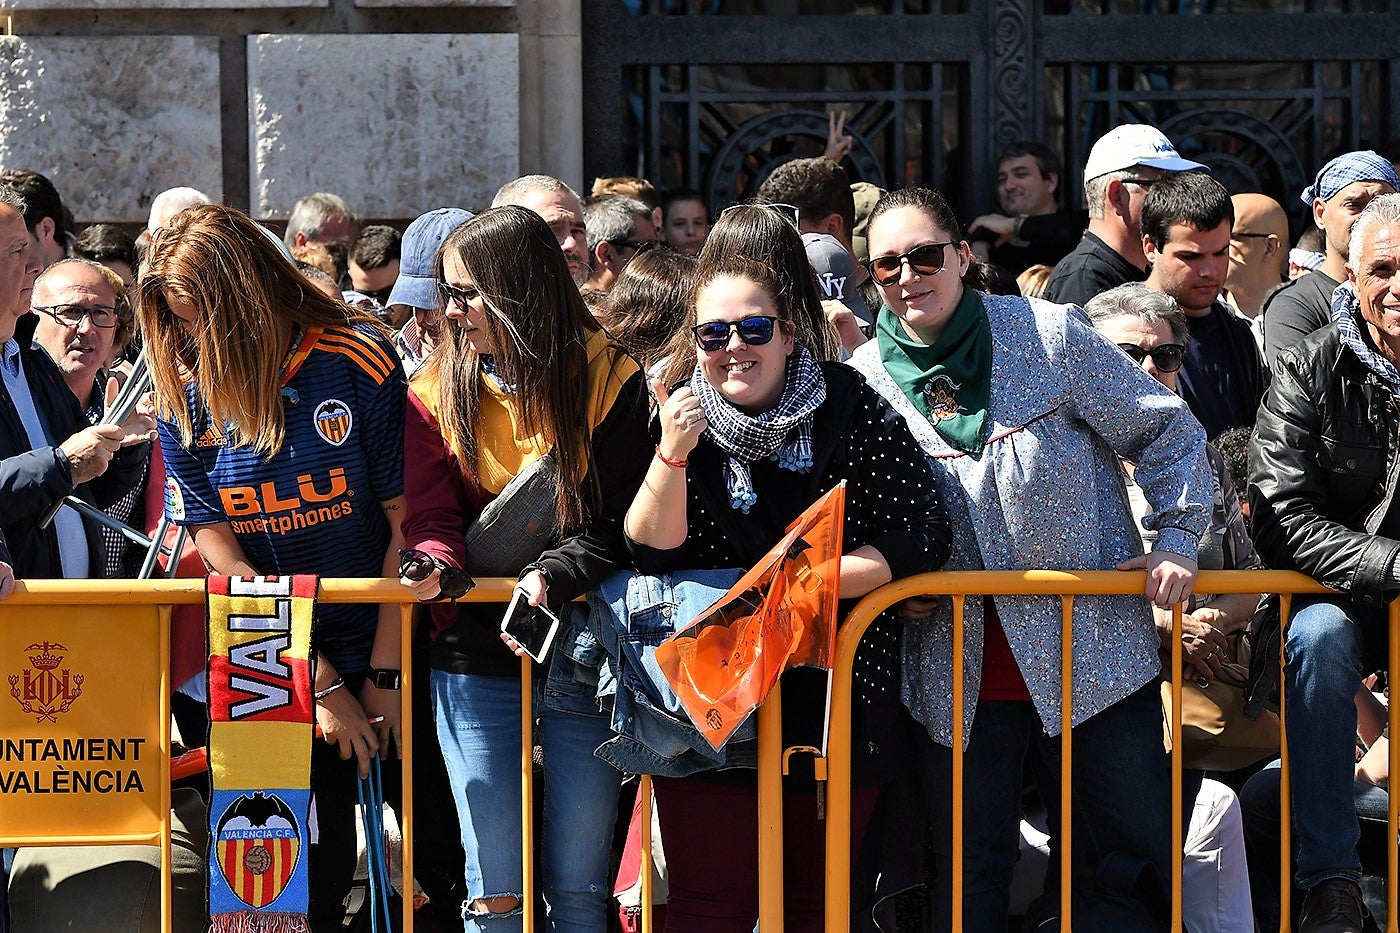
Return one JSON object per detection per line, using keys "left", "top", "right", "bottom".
{"left": 385, "top": 207, "right": 473, "bottom": 310}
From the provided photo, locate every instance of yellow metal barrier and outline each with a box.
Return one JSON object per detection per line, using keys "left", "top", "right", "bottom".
{"left": 8, "top": 571, "right": 1390, "bottom": 933}
{"left": 823, "top": 569, "right": 1358, "bottom": 933}
{"left": 4, "top": 577, "right": 478, "bottom": 933}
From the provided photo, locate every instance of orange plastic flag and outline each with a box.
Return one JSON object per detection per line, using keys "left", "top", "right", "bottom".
{"left": 655, "top": 482, "right": 846, "bottom": 750}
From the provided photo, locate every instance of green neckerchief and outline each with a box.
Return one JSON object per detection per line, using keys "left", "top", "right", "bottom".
{"left": 876, "top": 287, "right": 992, "bottom": 455}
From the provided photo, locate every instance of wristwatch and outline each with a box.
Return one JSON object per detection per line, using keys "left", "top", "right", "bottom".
{"left": 367, "top": 667, "right": 401, "bottom": 690}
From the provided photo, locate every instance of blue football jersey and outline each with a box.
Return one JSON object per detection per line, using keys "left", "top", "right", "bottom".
{"left": 160, "top": 323, "right": 407, "bottom": 674}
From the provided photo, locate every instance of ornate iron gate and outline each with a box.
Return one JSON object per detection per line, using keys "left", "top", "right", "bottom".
{"left": 582, "top": 0, "right": 1397, "bottom": 233}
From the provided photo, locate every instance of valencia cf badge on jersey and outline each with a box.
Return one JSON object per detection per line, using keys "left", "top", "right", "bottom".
{"left": 312, "top": 399, "right": 353, "bottom": 446}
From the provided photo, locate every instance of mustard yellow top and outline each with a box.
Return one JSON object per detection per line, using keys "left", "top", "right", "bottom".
{"left": 410, "top": 327, "right": 639, "bottom": 495}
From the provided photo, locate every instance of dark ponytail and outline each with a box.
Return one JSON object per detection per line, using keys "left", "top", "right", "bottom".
{"left": 866, "top": 186, "right": 984, "bottom": 290}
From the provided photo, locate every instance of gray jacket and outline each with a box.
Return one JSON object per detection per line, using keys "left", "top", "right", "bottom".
{"left": 848, "top": 293, "right": 1211, "bottom": 746}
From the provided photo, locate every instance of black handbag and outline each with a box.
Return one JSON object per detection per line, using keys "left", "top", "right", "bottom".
{"left": 463, "top": 453, "right": 561, "bottom": 577}
{"left": 1243, "top": 594, "right": 1281, "bottom": 723}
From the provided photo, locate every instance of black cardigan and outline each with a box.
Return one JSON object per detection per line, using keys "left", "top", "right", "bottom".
{"left": 627, "top": 362, "right": 952, "bottom": 781}
{"left": 627, "top": 363, "right": 950, "bottom": 578}
{"left": 426, "top": 370, "right": 654, "bottom": 677}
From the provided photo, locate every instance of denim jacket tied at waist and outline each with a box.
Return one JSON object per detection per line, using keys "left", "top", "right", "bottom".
{"left": 545, "top": 567, "right": 756, "bottom": 777}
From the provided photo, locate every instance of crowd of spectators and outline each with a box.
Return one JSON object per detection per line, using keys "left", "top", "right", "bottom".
{"left": 2, "top": 119, "right": 1399, "bottom": 933}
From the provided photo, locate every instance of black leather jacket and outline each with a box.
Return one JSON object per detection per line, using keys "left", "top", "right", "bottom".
{"left": 1249, "top": 324, "right": 1400, "bottom": 608}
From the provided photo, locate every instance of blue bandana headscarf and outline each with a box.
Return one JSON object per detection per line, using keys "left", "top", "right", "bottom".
{"left": 1301, "top": 150, "right": 1400, "bottom": 205}
{"left": 1289, "top": 248, "right": 1324, "bottom": 272}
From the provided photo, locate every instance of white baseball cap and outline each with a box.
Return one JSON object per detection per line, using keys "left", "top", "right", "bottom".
{"left": 1083, "top": 124, "right": 1208, "bottom": 182}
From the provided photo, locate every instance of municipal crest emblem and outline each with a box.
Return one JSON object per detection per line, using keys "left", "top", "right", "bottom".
{"left": 8, "top": 641, "right": 83, "bottom": 723}
{"left": 313, "top": 399, "right": 353, "bottom": 447}
{"left": 215, "top": 792, "right": 302, "bottom": 909}
{"left": 921, "top": 374, "right": 965, "bottom": 423}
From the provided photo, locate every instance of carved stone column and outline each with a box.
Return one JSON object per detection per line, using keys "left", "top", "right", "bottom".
{"left": 517, "top": 0, "right": 584, "bottom": 191}
{"left": 989, "top": 0, "right": 1035, "bottom": 152}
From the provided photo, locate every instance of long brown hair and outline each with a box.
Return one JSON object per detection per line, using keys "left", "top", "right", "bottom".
{"left": 138, "top": 204, "right": 375, "bottom": 457}
{"left": 658, "top": 203, "right": 837, "bottom": 386}
{"left": 425, "top": 205, "right": 600, "bottom": 533}
{"left": 596, "top": 246, "right": 695, "bottom": 372}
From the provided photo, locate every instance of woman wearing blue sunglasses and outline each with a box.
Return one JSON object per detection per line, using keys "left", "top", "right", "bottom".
{"left": 625, "top": 244, "right": 951, "bottom": 932}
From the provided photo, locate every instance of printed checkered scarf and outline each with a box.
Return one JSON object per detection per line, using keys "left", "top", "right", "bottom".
{"left": 1331, "top": 281, "right": 1400, "bottom": 391}
{"left": 690, "top": 345, "right": 826, "bottom": 513}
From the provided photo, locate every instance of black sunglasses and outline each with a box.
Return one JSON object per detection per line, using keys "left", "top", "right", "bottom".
{"left": 362, "top": 284, "right": 395, "bottom": 304}
{"left": 437, "top": 281, "right": 479, "bottom": 310}
{"left": 1118, "top": 342, "right": 1186, "bottom": 373}
{"left": 692, "top": 316, "right": 780, "bottom": 352}
{"left": 398, "top": 547, "right": 476, "bottom": 600}
{"left": 865, "top": 242, "right": 953, "bottom": 286}
{"left": 609, "top": 238, "right": 658, "bottom": 254}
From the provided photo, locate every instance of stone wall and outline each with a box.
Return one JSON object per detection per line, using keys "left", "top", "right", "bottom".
{"left": 0, "top": 0, "right": 579, "bottom": 225}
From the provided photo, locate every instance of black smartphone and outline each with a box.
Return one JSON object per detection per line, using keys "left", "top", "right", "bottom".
{"left": 500, "top": 586, "right": 561, "bottom": 663}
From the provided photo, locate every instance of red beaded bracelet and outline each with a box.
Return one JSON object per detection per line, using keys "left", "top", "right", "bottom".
{"left": 654, "top": 445, "right": 689, "bottom": 469}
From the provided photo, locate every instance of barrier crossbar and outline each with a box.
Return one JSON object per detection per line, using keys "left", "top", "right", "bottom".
{"left": 6, "top": 570, "right": 1387, "bottom": 933}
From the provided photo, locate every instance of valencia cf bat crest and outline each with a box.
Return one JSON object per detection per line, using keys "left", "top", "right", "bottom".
{"left": 214, "top": 791, "right": 302, "bottom": 909}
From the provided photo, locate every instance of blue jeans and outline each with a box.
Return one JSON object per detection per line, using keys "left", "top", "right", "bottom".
{"left": 432, "top": 670, "right": 623, "bottom": 933}
{"left": 1241, "top": 759, "right": 1393, "bottom": 930}
{"left": 1282, "top": 596, "right": 1373, "bottom": 890}
{"left": 919, "top": 681, "right": 1171, "bottom": 933}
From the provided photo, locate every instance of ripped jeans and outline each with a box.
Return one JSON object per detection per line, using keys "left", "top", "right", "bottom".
{"left": 432, "top": 669, "right": 623, "bottom": 933}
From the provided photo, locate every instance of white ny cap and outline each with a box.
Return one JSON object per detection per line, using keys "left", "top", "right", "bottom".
{"left": 1083, "top": 124, "right": 1207, "bottom": 182}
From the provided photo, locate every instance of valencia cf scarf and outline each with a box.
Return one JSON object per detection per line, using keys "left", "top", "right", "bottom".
{"left": 206, "top": 575, "right": 318, "bottom": 933}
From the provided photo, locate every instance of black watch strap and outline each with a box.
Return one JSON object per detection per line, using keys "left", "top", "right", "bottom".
{"left": 367, "top": 667, "right": 401, "bottom": 690}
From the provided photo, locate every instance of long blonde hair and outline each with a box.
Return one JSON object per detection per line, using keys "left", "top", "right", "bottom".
{"left": 138, "top": 204, "right": 376, "bottom": 457}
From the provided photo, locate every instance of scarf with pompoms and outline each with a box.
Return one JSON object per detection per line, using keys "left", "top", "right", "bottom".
{"left": 690, "top": 345, "right": 826, "bottom": 513}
